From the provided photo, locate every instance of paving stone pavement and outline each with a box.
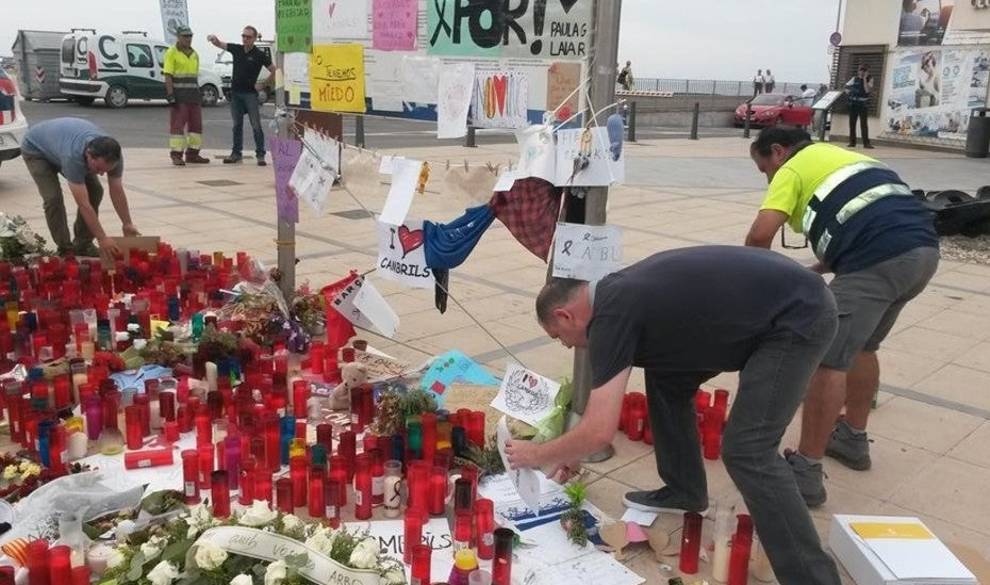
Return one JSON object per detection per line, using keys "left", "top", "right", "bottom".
{"left": 1, "top": 136, "right": 988, "bottom": 583}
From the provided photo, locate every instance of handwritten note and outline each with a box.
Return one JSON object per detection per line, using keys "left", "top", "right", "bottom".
{"left": 276, "top": 0, "right": 312, "bottom": 52}
{"left": 289, "top": 131, "right": 339, "bottom": 216}
{"left": 546, "top": 62, "right": 582, "bottom": 121}
{"left": 283, "top": 52, "right": 311, "bottom": 103}
{"left": 551, "top": 223, "right": 623, "bottom": 282}
{"left": 332, "top": 277, "right": 400, "bottom": 338}
{"left": 314, "top": 0, "right": 369, "bottom": 41}
{"left": 554, "top": 127, "right": 625, "bottom": 187}
{"left": 373, "top": 0, "right": 417, "bottom": 51}
{"left": 268, "top": 137, "right": 303, "bottom": 223}
{"left": 310, "top": 44, "right": 367, "bottom": 113}
{"left": 471, "top": 70, "right": 530, "bottom": 129}
{"left": 492, "top": 364, "right": 561, "bottom": 427}
{"left": 437, "top": 62, "right": 475, "bottom": 139}
{"left": 379, "top": 158, "right": 422, "bottom": 226}
{"left": 376, "top": 219, "right": 435, "bottom": 289}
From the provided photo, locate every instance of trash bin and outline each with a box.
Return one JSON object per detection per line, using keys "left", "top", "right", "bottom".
{"left": 966, "top": 108, "right": 990, "bottom": 158}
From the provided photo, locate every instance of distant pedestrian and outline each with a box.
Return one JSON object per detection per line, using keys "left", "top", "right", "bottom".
{"left": 845, "top": 63, "right": 874, "bottom": 148}
{"left": 618, "top": 61, "right": 634, "bottom": 91}
{"left": 800, "top": 84, "right": 817, "bottom": 106}
{"left": 753, "top": 69, "right": 765, "bottom": 97}
{"left": 164, "top": 26, "right": 209, "bottom": 166}
{"left": 765, "top": 69, "right": 776, "bottom": 94}
{"left": 207, "top": 26, "right": 276, "bottom": 166}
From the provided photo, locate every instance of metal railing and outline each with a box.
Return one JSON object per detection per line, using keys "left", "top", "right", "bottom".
{"left": 630, "top": 78, "right": 821, "bottom": 97}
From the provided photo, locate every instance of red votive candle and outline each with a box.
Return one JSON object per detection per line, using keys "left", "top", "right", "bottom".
{"left": 124, "top": 448, "right": 174, "bottom": 469}
{"left": 354, "top": 454, "right": 372, "bottom": 520}
{"left": 48, "top": 545, "right": 71, "bottom": 585}
{"left": 316, "top": 423, "right": 333, "bottom": 454}
{"left": 292, "top": 380, "right": 308, "bottom": 419}
{"left": 70, "top": 566, "right": 90, "bottom": 585}
{"left": 627, "top": 401, "right": 646, "bottom": 442}
{"left": 329, "top": 468, "right": 348, "bottom": 508}
{"left": 255, "top": 466, "right": 273, "bottom": 504}
{"left": 728, "top": 514, "right": 754, "bottom": 585}
{"left": 429, "top": 466, "right": 447, "bottom": 516}
{"left": 26, "top": 539, "right": 49, "bottom": 585}
{"left": 159, "top": 391, "right": 175, "bottom": 422}
{"left": 163, "top": 420, "right": 179, "bottom": 443}
{"left": 703, "top": 405, "right": 725, "bottom": 460}
{"left": 420, "top": 412, "right": 437, "bottom": 464}
{"left": 195, "top": 414, "right": 212, "bottom": 446}
{"left": 713, "top": 388, "right": 730, "bottom": 414}
{"left": 211, "top": 470, "right": 231, "bottom": 518}
{"left": 290, "top": 455, "right": 307, "bottom": 507}
{"left": 182, "top": 449, "right": 200, "bottom": 504}
{"left": 403, "top": 508, "right": 425, "bottom": 564}
{"left": 492, "top": 528, "right": 514, "bottom": 585}
{"left": 454, "top": 509, "right": 473, "bottom": 550}
{"left": 679, "top": 511, "right": 704, "bottom": 574}
{"left": 239, "top": 457, "right": 257, "bottom": 505}
{"left": 475, "top": 498, "right": 495, "bottom": 560}
{"left": 324, "top": 478, "right": 342, "bottom": 528}
{"left": 124, "top": 405, "right": 142, "bottom": 450}
{"left": 133, "top": 393, "right": 151, "bottom": 437}
{"left": 308, "top": 466, "right": 326, "bottom": 519}
{"left": 177, "top": 405, "right": 193, "bottom": 433}
{"left": 338, "top": 430, "right": 356, "bottom": 478}
{"left": 276, "top": 477, "right": 294, "bottom": 513}
{"left": 198, "top": 443, "right": 214, "bottom": 490}
{"left": 411, "top": 543, "right": 432, "bottom": 585}
{"left": 310, "top": 343, "right": 325, "bottom": 375}
{"left": 466, "top": 411, "right": 485, "bottom": 447}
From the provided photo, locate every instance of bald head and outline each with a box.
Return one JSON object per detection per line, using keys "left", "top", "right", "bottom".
{"left": 536, "top": 278, "right": 592, "bottom": 349}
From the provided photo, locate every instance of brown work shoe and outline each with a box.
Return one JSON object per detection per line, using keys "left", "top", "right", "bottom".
{"left": 185, "top": 149, "right": 210, "bottom": 164}
{"left": 170, "top": 151, "right": 186, "bottom": 166}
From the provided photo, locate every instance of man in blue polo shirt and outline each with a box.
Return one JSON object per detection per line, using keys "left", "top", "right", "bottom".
{"left": 745, "top": 126, "right": 939, "bottom": 507}
{"left": 21, "top": 117, "right": 140, "bottom": 262}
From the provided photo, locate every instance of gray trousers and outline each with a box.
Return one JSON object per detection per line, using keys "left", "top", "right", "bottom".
{"left": 646, "top": 295, "right": 841, "bottom": 585}
{"left": 22, "top": 154, "right": 103, "bottom": 254}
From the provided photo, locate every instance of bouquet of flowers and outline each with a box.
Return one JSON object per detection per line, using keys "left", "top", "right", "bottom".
{"left": 0, "top": 213, "right": 52, "bottom": 264}
{"left": 99, "top": 500, "right": 405, "bottom": 585}
{"left": 0, "top": 454, "right": 92, "bottom": 504}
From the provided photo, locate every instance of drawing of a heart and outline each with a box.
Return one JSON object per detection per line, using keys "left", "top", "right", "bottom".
{"left": 398, "top": 225, "right": 424, "bottom": 258}
{"left": 492, "top": 75, "right": 508, "bottom": 116}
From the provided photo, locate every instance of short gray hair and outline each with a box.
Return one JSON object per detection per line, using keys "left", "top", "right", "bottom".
{"left": 536, "top": 278, "right": 585, "bottom": 324}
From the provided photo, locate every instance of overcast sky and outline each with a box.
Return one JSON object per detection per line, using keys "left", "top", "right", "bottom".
{"left": 2, "top": 0, "right": 841, "bottom": 82}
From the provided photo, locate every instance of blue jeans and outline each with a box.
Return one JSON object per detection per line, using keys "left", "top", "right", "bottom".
{"left": 230, "top": 91, "right": 265, "bottom": 157}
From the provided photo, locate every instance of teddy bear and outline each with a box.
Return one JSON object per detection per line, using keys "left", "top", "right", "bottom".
{"left": 329, "top": 362, "right": 368, "bottom": 410}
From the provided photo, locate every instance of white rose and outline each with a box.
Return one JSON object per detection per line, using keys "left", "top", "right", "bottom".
{"left": 140, "top": 536, "right": 167, "bottom": 561}
{"left": 239, "top": 500, "right": 278, "bottom": 527}
{"left": 194, "top": 541, "right": 229, "bottom": 571}
{"left": 348, "top": 538, "right": 380, "bottom": 570}
{"left": 147, "top": 560, "right": 180, "bottom": 585}
{"left": 231, "top": 575, "right": 254, "bottom": 585}
{"left": 106, "top": 549, "right": 126, "bottom": 569}
{"left": 186, "top": 503, "right": 217, "bottom": 538}
{"left": 264, "top": 560, "right": 287, "bottom": 585}
{"left": 305, "top": 527, "right": 337, "bottom": 555}
{"left": 281, "top": 514, "right": 303, "bottom": 532}
{"left": 383, "top": 567, "right": 407, "bottom": 585}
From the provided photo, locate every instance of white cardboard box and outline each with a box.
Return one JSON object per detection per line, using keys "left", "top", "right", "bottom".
{"left": 829, "top": 514, "right": 977, "bottom": 585}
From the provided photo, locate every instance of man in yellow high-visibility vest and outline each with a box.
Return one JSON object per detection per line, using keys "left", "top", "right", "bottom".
{"left": 745, "top": 126, "right": 939, "bottom": 508}
{"left": 164, "top": 26, "right": 209, "bottom": 166}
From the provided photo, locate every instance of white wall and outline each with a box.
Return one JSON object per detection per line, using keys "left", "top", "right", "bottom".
{"left": 841, "top": 0, "right": 900, "bottom": 47}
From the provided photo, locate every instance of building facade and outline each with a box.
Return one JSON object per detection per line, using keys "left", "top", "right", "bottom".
{"left": 836, "top": 0, "right": 990, "bottom": 149}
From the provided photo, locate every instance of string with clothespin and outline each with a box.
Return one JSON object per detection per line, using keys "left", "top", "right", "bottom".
{"left": 283, "top": 121, "right": 531, "bottom": 369}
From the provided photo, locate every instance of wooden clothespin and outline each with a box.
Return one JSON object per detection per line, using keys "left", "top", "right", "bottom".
{"left": 445, "top": 160, "right": 450, "bottom": 171}
{"left": 416, "top": 162, "right": 431, "bottom": 194}
{"left": 463, "top": 159, "right": 469, "bottom": 172}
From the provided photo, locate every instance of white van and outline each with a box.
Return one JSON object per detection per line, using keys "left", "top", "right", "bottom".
{"left": 59, "top": 29, "right": 223, "bottom": 108}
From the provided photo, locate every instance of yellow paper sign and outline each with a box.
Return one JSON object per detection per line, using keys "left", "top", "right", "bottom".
{"left": 151, "top": 320, "right": 171, "bottom": 335}
{"left": 288, "top": 86, "right": 302, "bottom": 106}
{"left": 309, "top": 44, "right": 366, "bottom": 113}
{"left": 851, "top": 522, "right": 934, "bottom": 540}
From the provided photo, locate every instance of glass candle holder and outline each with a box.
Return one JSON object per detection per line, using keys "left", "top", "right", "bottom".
{"left": 255, "top": 466, "right": 273, "bottom": 505}
{"left": 403, "top": 508, "right": 425, "bottom": 565}
{"left": 197, "top": 443, "right": 214, "bottom": 490}
{"left": 728, "top": 514, "right": 754, "bottom": 585}
{"left": 238, "top": 457, "right": 257, "bottom": 506}
{"left": 211, "top": 470, "right": 230, "bottom": 518}
{"left": 354, "top": 455, "right": 373, "bottom": 520}
{"left": 410, "top": 543, "right": 432, "bottom": 585}
{"left": 276, "top": 477, "right": 294, "bottom": 513}
{"left": 182, "top": 449, "right": 200, "bottom": 504}
{"left": 429, "top": 466, "right": 447, "bottom": 516}
{"left": 475, "top": 498, "right": 495, "bottom": 560}
{"left": 49, "top": 544, "right": 72, "bottom": 584}
{"left": 308, "top": 466, "right": 326, "bottom": 519}
{"left": 492, "top": 528, "right": 514, "bottom": 585}
{"left": 679, "top": 512, "right": 704, "bottom": 574}
{"left": 324, "top": 478, "right": 342, "bottom": 528}
{"left": 384, "top": 460, "right": 403, "bottom": 518}
{"left": 454, "top": 509, "right": 473, "bottom": 551}
{"left": 290, "top": 455, "right": 307, "bottom": 507}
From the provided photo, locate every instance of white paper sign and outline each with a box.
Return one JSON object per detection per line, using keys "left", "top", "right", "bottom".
{"left": 378, "top": 155, "right": 402, "bottom": 175}
{"left": 551, "top": 223, "right": 623, "bottom": 282}
{"left": 496, "top": 416, "right": 542, "bottom": 513}
{"left": 159, "top": 0, "right": 189, "bottom": 45}
{"left": 353, "top": 279, "right": 400, "bottom": 338}
{"left": 368, "top": 50, "right": 407, "bottom": 112}
{"left": 379, "top": 158, "right": 422, "bottom": 226}
{"left": 492, "top": 364, "right": 561, "bottom": 427}
{"left": 346, "top": 518, "right": 453, "bottom": 584}
{"left": 437, "top": 62, "right": 476, "bottom": 139}
{"left": 516, "top": 124, "right": 557, "bottom": 183}
{"left": 289, "top": 131, "right": 338, "bottom": 216}
{"left": 284, "top": 52, "right": 311, "bottom": 99}
{"left": 554, "top": 127, "right": 625, "bottom": 187}
{"left": 376, "top": 219, "right": 435, "bottom": 289}
{"left": 314, "top": 0, "right": 369, "bottom": 41}
{"left": 401, "top": 56, "right": 440, "bottom": 104}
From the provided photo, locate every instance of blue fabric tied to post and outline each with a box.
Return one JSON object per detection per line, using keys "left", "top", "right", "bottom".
{"left": 423, "top": 205, "right": 496, "bottom": 269}
{"left": 424, "top": 205, "right": 496, "bottom": 314}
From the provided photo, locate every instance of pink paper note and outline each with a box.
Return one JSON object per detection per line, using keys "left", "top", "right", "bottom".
{"left": 373, "top": 0, "right": 417, "bottom": 51}
{"left": 268, "top": 137, "right": 303, "bottom": 223}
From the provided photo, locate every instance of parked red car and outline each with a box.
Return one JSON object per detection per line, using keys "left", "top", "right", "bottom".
{"left": 734, "top": 94, "right": 814, "bottom": 128}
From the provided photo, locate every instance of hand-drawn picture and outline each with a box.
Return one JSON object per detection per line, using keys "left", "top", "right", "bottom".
{"left": 491, "top": 364, "right": 561, "bottom": 426}
{"left": 471, "top": 71, "right": 530, "bottom": 129}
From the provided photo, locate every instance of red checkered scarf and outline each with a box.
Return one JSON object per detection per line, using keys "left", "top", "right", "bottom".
{"left": 489, "top": 177, "right": 563, "bottom": 261}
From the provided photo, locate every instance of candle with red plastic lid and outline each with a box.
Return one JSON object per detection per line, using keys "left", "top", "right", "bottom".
{"left": 276, "top": 477, "right": 294, "bottom": 513}
{"left": 475, "top": 498, "right": 495, "bottom": 560}
{"left": 124, "top": 405, "right": 142, "bottom": 450}
{"left": 354, "top": 454, "right": 372, "bottom": 520}
{"left": 428, "top": 466, "right": 447, "bottom": 516}
{"left": 48, "top": 544, "right": 71, "bottom": 584}
{"left": 410, "top": 544, "right": 431, "bottom": 585}
{"left": 454, "top": 509, "right": 473, "bottom": 550}
{"left": 181, "top": 449, "right": 200, "bottom": 504}
{"left": 197, "top": 443, "right": 213, "bottom": 490}
{"left": 403, "top": 508, "right": 425, "bottom": 564}
{"left": 728, "top": 514, "right": 754, "bottom": 585}
{"left": 290, "top": 455, "right": 307, "bottom": 507}
{"left": 239, "top": 457, "right": 257, "bottom": 505}
{"left": 324, "top": 478, "right": 342, "bottom": 528}
{"left": 292, "top": 380, "right": 308, "bottom": 419}
{"left": 492, "top": 528, "right": 514, "bottom": 585}
{"left": 308, "top": 466, "right": 326, "bottom": 519}
{"left": 679, "top": 512, "right": 704, "bottom": 574}
{"left": 124, "top": 448, "right": 174, "bottom": 469}
{"left": 211, "top": 470, "right": 230, "bottom": 518}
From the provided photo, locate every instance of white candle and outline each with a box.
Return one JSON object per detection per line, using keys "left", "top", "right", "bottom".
{"left": 384, "top": 475, "right": 402, "bottom": 518}
{"left": 712, "top": 504, "right": 733, "bottom": 582}
{"left": 86, "top": 544, "right": 113, "bottom": 576}
{"left": 205, "top": 361, "right": 218, "bottom": 394}
{"left": 750, "top": 537, "right": 775, "bottom": 582}
{"left": 68, "top": 432, "right": 89, "bottom": 460}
